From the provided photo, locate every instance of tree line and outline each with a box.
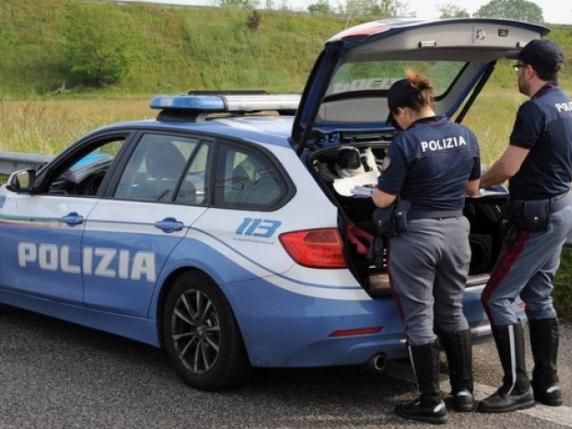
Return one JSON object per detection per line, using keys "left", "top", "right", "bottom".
{"left": 303, "top": 0, "right": 543, "bottom": 23}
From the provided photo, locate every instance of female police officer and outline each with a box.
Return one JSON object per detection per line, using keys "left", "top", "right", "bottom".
{"left": 372, "top": 71, "right": 481, "bottom": 424}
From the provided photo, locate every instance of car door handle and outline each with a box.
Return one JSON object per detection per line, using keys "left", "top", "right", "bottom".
{"left": 61, "top": 212, "right": 85, "bottom": 227}
{"left": 154, "top": 217, "right": 185, "bottom": 233}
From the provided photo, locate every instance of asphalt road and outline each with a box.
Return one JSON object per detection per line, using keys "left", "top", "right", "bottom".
{"left": 0, "top": 304, "right": 571, "bottom": 429}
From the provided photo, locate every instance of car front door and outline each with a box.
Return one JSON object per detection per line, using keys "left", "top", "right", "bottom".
{"left": 81, "top": 132, "right": 211, "bottom": 316}
{"left": 0, "top": 134, "right": 129, "bottom": 303}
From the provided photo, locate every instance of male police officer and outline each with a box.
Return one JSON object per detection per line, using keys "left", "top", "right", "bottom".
{"left": 479, "top": 39, "right": 572, "bottom": 412}
{"left": 373, "top": 72, "right": 480, "bottom": 424}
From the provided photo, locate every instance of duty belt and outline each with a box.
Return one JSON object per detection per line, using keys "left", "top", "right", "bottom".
{"left": 408, "top": 209, "right": 463, "bottom": 220}
{"left": 510, "top": 191, "right": 572, "bottom": 214}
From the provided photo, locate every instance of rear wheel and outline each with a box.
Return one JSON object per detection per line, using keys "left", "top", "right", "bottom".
{"left": 162, "top": 271, "right": 251, "bottom": 390}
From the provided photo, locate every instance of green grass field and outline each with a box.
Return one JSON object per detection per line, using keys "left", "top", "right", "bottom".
{"left": 0, "top": 98, "right": 151, "bottom": 154}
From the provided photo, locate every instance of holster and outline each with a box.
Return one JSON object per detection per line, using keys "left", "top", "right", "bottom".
{"left": 372, "top": 199, "right": 412, "bottom": 237}
{"left": 510, "top": 198, "right": 551, "bottom": 232}
{"left": 394, "top": 199, "right": 412, "bottom": 233}
{"left": 368, "top": 199, "right": 411, "bottom": 269}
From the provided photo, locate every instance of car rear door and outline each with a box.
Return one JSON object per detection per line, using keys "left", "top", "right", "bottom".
{"left": 190, "top": 139, "right": 297, "bottom": 279}
{"left": 81, "top": 131, "right": 211, "bottom": 316}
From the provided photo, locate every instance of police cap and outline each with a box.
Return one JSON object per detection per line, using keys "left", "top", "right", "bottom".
{"left": 506, "top": 39, "right": 564, "bottom": 75}
{"left": 387, "top": 79, "right": 419, "bottom": 112}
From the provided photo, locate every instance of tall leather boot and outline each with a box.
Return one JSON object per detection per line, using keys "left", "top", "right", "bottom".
{"left": 478, "top": 323, "right": 535, "bottom": 413}
{"left": 394, "top": 342, "right": 447, "bottom": 425}
{"left": 529, "top": 318, "right": 562, "bottom": 406}
{"left": 440, "top": 330, "right": 475, "bottom": 411}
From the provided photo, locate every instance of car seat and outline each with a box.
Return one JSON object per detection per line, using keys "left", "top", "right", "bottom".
{"left": 123, "top": 141, "right": 188, "bottom": 202}
{"left": 225, "top": 163, "right": 254, "bottom": 203}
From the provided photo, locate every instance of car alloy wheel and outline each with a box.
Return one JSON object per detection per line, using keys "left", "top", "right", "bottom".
{"left": 163, "top": 271, "right": 251, "bottom": 391}
{"left": 171, "top": 289, "right": 221, "bottom": 374}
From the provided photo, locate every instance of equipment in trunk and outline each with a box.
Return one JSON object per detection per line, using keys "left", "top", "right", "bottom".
{"left": 311, "top": 144, "right": 507, "bottom": 297}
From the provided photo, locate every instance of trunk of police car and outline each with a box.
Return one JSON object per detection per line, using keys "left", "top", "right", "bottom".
{"left": 309, "top": 143, "right": 507, "bottom": 296}
{"left": 292, "top": 19, "right": 549, "bottom": 296}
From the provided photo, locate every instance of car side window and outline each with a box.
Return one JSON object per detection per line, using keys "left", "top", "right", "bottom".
{"left": 48, "top": 139, "right": 126, "bottom": 197}
{"left": 214, "top": 144, "right": 287, "bottom": 209}
{"left": 114, "top": 134, "right": 206, "bottom": 203}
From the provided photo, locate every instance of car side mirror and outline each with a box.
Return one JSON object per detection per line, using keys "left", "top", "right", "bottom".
{"left": 6, "top": 169, "right": 36, "bottom": 193}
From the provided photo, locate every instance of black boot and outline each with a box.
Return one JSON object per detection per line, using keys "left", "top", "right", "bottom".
{"left": 529, "top": 318, "right": 562, "bottom": 406}
{"left": 478, "top": 323, "right": 535, "bottom": 413}
{"left": 394, "top": 342, "right": 447, "bottom": 425}
{"left": 440, "top": 330, "right": 475, "bottom": 412}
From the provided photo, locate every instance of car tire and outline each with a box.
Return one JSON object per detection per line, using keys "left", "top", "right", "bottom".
{"left": 162, "top": 271, "right": 251, "bottom": 391}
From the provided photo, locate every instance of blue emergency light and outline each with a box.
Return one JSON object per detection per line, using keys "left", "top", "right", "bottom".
{"left": 150, "top": 95, "right": 225, "bottom": 111}
{"left": 150, "top": 93, "right": 301, "bottom": 114}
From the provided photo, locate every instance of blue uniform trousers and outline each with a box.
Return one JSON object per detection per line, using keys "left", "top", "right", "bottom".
{"left": 482, "top": 201, "right": 572, "bottom": 326}
{"left": 388, "top": 216, "right": 471, "bottom": 346}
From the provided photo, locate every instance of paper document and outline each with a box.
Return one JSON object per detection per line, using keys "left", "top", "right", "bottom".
{"left": 468, "top": 188, "right": 508, "bottom": 198}
{"left": 333, "top": 170, "right": 379, "bottom": 197}
{"left": 351, "top": 186, "right": 375, "bottom": 198}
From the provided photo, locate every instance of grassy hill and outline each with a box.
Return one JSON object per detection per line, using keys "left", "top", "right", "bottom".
{"left": 0, "top": 0, "right": 570, "bottom": 97}
{"left": 0, "top": 0, "right": 347, "bottom": 96}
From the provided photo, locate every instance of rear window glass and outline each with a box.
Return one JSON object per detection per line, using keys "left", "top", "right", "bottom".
{"left": 327, "top": 60, "right": 466, "bottom": 97}
{"left": 214, "top": 144, "right": 288, "bottom": 210}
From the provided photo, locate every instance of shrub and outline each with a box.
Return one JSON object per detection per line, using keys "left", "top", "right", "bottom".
{"left": 61, "top": 4, "right": 133, "bottom": 88}
{"left": 219, "top": 0, "right": 260, "bottom": 10}
{"left": 247, "top": 10, "right": 262, "bottom": 30}
{"left": 308, "top": 0, "right": 334, "bottom": 15}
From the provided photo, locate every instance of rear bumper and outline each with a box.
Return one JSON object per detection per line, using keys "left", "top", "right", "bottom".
{"left": 328, "top": 319, "right": 493, "bottom": 365}
{"left": 222, "top": 277, "right": 508, "bottom": 368}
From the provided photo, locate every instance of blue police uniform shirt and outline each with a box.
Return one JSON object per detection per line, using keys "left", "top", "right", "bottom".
{"left": 377, "top": 115, "right": 480, "bottom": 213}
{"left": 508, "top": 82, "right": 572, "bottom": 200}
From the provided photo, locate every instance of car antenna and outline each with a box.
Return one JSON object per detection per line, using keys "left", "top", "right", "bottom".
{"left": 344, "top": 4, "right": 353, "bottom": 29}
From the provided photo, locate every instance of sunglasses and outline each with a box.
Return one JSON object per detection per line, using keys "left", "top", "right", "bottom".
{"left": 513, "top": 62, "right": 527, "bottom": 72}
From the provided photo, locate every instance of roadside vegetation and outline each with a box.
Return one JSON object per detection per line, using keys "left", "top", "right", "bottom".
{"left": 0, "top": 0, "right": 344, "bottom": 96}
{"left": 0, "top": 0, "right": 571, "bottom": 318}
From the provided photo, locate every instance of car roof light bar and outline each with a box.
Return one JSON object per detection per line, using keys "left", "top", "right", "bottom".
{"left": 224, "top": 94, "right": 301, "bottom": 112}
{"left": 150, "top": 95, "right": 224, "bottom": 111}
{"left": 150, "top": 94, "right": 301, "bottom": 113}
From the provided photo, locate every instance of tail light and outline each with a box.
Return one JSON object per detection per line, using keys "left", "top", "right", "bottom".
{"left": 279, "top": 228, "right": 347, "bottom": 269}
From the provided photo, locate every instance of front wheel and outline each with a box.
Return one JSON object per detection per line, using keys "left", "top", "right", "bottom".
{"left": 162, "top": 271, "right": 251, "bottom": 390}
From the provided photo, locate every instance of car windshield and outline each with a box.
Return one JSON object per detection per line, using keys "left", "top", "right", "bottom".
{"left": 326, "top": 60, "right": 467, "bottom": 98}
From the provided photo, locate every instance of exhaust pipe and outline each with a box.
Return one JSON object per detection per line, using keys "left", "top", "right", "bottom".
{"left": 366, "top": 353, "right": 387, "bottom": 373}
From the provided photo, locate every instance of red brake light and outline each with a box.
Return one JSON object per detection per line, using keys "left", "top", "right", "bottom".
{"left": 279, "top": 228, "right": 347, "bottom": 269}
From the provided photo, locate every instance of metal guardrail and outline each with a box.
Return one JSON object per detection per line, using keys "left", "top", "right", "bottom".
{"left": 0, "top": 151, "right": 53, "bottom": 176}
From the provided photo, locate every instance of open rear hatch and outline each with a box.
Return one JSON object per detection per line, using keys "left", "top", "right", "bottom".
{"left": 290, "top": 18, "right": 550, "bottom": 296}
{"left": 292, "top": 18, "right": 550, "bottom": 152}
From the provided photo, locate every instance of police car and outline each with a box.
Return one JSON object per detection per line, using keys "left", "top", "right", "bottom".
{"left": 0, "top": 18, "right": 547, "bottom": 390}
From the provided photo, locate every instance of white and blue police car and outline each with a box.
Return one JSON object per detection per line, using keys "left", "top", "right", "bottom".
{"left": 0, "top": 18, "right": 546, "bottom": 390}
